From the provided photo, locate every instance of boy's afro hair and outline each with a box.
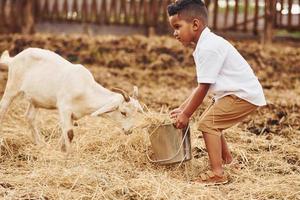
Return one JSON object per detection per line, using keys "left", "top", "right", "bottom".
{"left": 167, "top": 0, "right": 205, "bottom": 16}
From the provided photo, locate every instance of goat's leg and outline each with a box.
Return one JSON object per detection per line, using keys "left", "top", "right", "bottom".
{"left": 25, "top": 103, "right": 44, "bottom": 145}
{"left": 58, "top": 109, "right": 74, "bottom": 153}
{"left": 0, "top": 91, "right": 18, "bottom": 123}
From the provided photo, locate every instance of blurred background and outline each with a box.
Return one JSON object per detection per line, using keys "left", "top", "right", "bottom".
{"left": 0, "top": 0, "right": 299, "bottom": 41}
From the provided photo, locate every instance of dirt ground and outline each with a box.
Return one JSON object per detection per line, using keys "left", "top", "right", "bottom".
{"left": 0, "top": 34, "right": 299, "bottom": 200}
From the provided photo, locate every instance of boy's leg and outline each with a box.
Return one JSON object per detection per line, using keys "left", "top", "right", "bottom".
{"left": 196, "top": 95, "right": 258, "bottom": 184}
{"left": 221, "top": 135, "right": 233, "bottom": 164}
{"left": 200, "top": 132, "right": 233, "bottom": 176}
{"left": 202, "top": 132, "right": 223, "bottom": 176}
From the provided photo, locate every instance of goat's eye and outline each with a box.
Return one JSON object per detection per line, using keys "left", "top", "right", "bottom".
{"left": 121, "top": 111, "right": 127, "bottom": 116}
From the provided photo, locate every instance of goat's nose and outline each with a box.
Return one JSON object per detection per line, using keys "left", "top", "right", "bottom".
{"left": 123, "top": 128, "right": 132, "bottom": 135}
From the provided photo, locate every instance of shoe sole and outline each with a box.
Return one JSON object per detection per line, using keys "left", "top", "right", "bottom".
{"left": 203, "top": 179, "right": 229, "bottom": 186}
{"left": 192, "top": 178, "right": 229, "bottom": 186}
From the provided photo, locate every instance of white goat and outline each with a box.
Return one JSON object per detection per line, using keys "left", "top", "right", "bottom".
{"left": 0, "top": 48, "right": 143, "bottom": 152}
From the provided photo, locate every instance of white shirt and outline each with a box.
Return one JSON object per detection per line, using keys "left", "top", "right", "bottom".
{"left": 193, "top": 28, "right": 266, "bottom": 106}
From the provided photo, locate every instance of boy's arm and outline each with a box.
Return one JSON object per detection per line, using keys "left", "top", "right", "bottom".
{"left": 172, "top": 88, "right": 197, "bottom": 113}
{"left": 175, "top": 83, "right": 210, "bottom": 129}
{"left": 180, "top": 88, "right": 197, "bottom": 109}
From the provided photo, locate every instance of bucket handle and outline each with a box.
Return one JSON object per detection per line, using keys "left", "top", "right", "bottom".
{"left": 146, "top": 124, "right": 190, "bottom": 164}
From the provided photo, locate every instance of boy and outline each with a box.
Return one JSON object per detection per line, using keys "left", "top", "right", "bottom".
{"left": 167, "top": 0, "right": 266, "bottom": 185}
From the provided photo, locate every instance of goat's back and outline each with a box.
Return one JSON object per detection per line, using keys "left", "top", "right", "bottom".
{"left": 9, "top": 48, "right": 96, "bottom": 108}
{"left": 13, "top": 48, "right": 94, "bottom": 86}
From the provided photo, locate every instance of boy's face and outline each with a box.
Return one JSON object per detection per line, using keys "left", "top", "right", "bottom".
{"left": 169, "top": 14, "right": 197, "bottom": 47}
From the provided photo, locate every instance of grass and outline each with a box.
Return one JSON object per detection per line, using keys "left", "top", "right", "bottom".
{"left": 276, "top": 29, "right": 300, "bottom": 39}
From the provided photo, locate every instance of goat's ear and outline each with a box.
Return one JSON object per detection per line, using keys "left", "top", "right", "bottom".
{"left": 0, "top": 50, "right": 9, "bottom": 61}
{"left": 91, "top": 102, "right": 119, "bottom": 116}
{"left": 133, "top": 86, "right": 138, "bottom": 99}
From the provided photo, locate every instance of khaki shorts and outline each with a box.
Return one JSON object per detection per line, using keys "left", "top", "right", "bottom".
{"left": 198, "top": 95, "right": 258, "bottom": 136}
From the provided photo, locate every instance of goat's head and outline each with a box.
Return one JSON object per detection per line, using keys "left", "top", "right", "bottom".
{"left": 91, "top": 86, "right": 143, "bottom": 133}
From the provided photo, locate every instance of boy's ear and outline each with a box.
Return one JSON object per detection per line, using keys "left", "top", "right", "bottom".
{"left": 192, "top": 19, "right": 201, "bottom": 31}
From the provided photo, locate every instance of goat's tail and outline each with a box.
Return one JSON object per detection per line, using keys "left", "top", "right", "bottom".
{"left": 0, "top": 50, "right": 11, "bottom": 71}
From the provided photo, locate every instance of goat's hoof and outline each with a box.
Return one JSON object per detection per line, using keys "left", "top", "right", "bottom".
{"left": 73, "top": 121, "right": 79, "bottom": 126}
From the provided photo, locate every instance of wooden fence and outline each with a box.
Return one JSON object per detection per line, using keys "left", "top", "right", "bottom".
{"left": 34, "top": 0, "right": 172, "bottom": 28}
{"left": 0, "top": 0, "right": 299, "bottom": 35}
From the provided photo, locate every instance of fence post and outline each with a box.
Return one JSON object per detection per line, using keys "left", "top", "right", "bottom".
{"left": 52, "top": 0, "right": 59, "bottom": 21}
{"left": 224, "top": 0, "right": 229, "bottom": 28}
{"left": 253, "top": 0, "right": 259, "bottom": 35}
{"left": 162, "top": 0, "right": 171, "bottom": 27}
{"left": 143, "top": 0, "right": 149, "bottom": 26}
{"left": 82, "top": 0, "right": 88, "bottom": 23}
{"left": 0, "top": 0, "right": 6, "bottom": 33}
{"left": 233, "top": 0, "right": 239, "bottom": 30}
{"left": 109, "top": 0, "right": 118, "bottom": 24}
{"left": 22, "top": 0, "right": 35, "bottom": 34}
{"left": 99, "top": 0, "right": 108, "bottom": 24}
{"left": 274, "top": 0, "right": 282, "bottom": 28}
{"left": 120, "top": 0, "right": 128, "bottom": 25}
{"left": 129, "top": 0, "right": 139, "bottom": 26}
{"left": 151, "top": 0, "right": 159, "bottom": 27}
{"left": 62, "top": 0, "right": 68, "bottom": 21}
{"left": 279, "top": 0, "right": 284, "bottom": 27}
{"left": 71, "top": 0, "right": 79, "bottom": 22}
{"left": 90, "top": 0, "right": 97, "bottom": 23}
{"left": 42, "top": 0, "right": 49, "bottom": 21}
{"left": 10, "top": 0, "right": 22, "bottom": 33}
{"left": 287, "top": 0, "right": 293, "bottom": 30}
{"left": 263, "top": 0, "right": 276, "bottom": 44}
{"left": 33, "top": 0, "right": 41, "bottom": 23}
{"left": 243, "top": 0, "right": 249, "bottom": 32}
{"left": 213, "top": 0, "right": 218, "bottom": 30}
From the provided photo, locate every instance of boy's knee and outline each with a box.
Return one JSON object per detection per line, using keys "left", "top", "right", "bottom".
{"left": 198, "top": 120, "right": 221, "bottom": 136}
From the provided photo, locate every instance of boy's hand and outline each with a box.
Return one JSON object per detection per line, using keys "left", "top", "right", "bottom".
{"left": 169, "top": 108, "right": 189, "bottom": 129}
{"left": 175, "top": 112, "right": 189, "bottom": 129}
{"left": 170, "top": 108, "right": 182, "bottom": 120}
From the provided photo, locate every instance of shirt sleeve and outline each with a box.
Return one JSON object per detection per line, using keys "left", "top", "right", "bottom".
{"left": 194, "top": 49, "right": 226, "bottom": 84}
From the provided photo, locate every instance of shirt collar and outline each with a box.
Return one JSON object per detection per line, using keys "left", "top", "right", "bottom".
{"left": 193, "top": 27, "right": 211, "bottom": 54}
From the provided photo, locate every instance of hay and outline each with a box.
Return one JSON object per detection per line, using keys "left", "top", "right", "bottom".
{"left": 0, "top": 35, "right": 299, "bottom": 199}
{"left": 0, "top": 98, "right": 299, "bottom": 200}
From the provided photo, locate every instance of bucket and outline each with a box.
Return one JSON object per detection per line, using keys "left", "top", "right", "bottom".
{"left": 147, "top": 124, "right": 192, "bottom": 165}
